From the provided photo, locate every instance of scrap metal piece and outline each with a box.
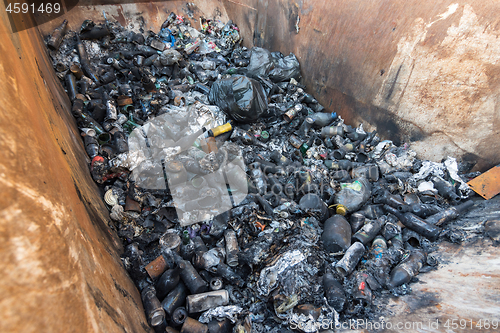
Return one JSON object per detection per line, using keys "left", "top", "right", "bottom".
{"left": 198, "top": 305, "right": 243, "bottom": 324}
{"left": 467, "top": 166, "right": 500, "bottom": 200}
{"left": 257, "top": 249, "right": 306, "bottom": 296}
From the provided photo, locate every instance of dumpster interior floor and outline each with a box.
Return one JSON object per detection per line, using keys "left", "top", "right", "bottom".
{"left": 348, "top": 195, "right": 500, "bottom": 333}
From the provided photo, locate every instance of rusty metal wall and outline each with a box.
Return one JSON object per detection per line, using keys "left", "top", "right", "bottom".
{"left": 222, "top": 0, "right": 500, "bottom": 172}
{"left": 0, "top": 5, "right": 152, "bottom": 333}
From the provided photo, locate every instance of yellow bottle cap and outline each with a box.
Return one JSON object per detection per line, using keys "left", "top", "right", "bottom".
{"left": 336, "top": 205, "right": 347, "bottom": 216}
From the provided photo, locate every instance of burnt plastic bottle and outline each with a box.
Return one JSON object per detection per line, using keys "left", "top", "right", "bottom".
{"left": 331, "top": 170, "right": 351, "bottom": 182}
{"left": 100, "top": 68, "right": 116, "bottom": 85}
{"left": 346, "top": 128, "right": 368, "bottom": 142}
{"left": 267, "top": 174, "right": 283, "bottom": 195}
{"left": 300, "top": 135, "right": 316, "bottom": 157}
{"left": 324, "top": 159, "right": 357, "bottom": 171}
{"left": 356, "top": 151, "right": 369, "bottom": 163}
{"left": 69, "top": 63, "right": 84, "bottom": 80}
{"left": 299, "top": 193, "right": 329, "bottom": 223}
{"left": 192, "top": 236, "right": 209, "bottom": 254}
{"left": 84, "top": 134, "right": 99, "bottom": 158}
{"left": 249, "top": 163, "right": 267, "bottom": 195}
{"left": 239, "top": 233, "right": 276, "bottom": 267}
{"left": 171, "top": 307, "right": 188, "bottom": 327}
{"left": 180, "top": 317, "right": 208, "bottom": 333}
{"left": 350, "top": 212, "right": 366, "bottom": 233}
{"left": 186, "top": 290, "right": 229, "bottom": 313}
{"left": 142, "top": 285, "right": 166, "bottom": 327}
{"left": 254, "top": 194, "right": 274, "bottom": 216}
{"left": 47, "top": 19, "right": 68, "bottom": 50}
{"left": 432, "top": 176, "right": 461, "bottom": 204}
{"left": 425, "top": 200, "right": 474, "bottom": 226}
{"left": 162, "top": 282, "right": 188, "bottom": 316}
{"left": 390, "top": 233, "right": 405, "bottom": 261}
{"left": 384, "top": 205, "right": 441, "bottom": 241}
{"left": 321, "top": 215, "right": 352, "bottom": 252}
{"left": 103, "top": 92, "right": 117, "bottom": 122}
{"left": 404, "top": 192, "right": 421, "bottom": 205}
{"left": 353, "top": 272, "right": 372, "bottom": 306}
{"left": 213, "top": 262, "right": 244, "bottom": 287}
{"left": 288, "top": 134, "right": 303, "bottom": 149}
{"left": 284, "top": 182, "right": 296, "bottom": 200}
{"left": 178, "top": 260, "right": 208, "bottom": 294}
{"left": 403, "top": 229, "right": 424, "bottom": 248}
{"left": 76, "top": 34, "right": 99, "bottom": 82}
{"left": 65, "top": 73, "right": 77, "bottom": 100}
{"left": 71, "top": 98, "right": 85, "bottom": 117}
{"left": 335, "top": 242, "right": 365, "bottom": 277}
{"left": 297, "top": 170, "right": 318, "bottom": 194}
{"left": 388, "top": 250, "right": 426, "bottom": 288}
{"left": 374, "top": 189, "right": 407, "bottom": 212}
{"left": 224, "top": 230, "right": 239, "bottom": 267}
{"left": 156, "top": 266, "right": 181, "bottom": 301}
{"left": 113, "top": 131, "right": 129, "bottom": 154}
{"left": 193, "top": 248, "right": 225, "bottom": 271}
{"left": 298, "top": 116, "right": 314, "bottom": 136}
{"left": 381, "top": 219, "right": 401, "bottom": 240}
{"left": 79, "top": 78, "right": 92, "bottom": 95}
{"left": 352, "top": 217, "right": 384, "bottom": 245}
{"left": 80, "top": 24, "right": 110, "bottom": 40}
{"left": 407, "top": 203, "right": 441, "bottom": 218}
{"left": 209, "top": 277, "right": 223, "bottom": 291}
{"left": 320, "top": 126, "right": 344, "bottom": 138}
{"left": 91, "top": 103, "right": 106, "bottom": 124}
{"left": 332, "top": 148, "right": 346, "bottom": 160}
{"left": 254, "top": 159, "right": 285, "bottom": 175}
{"left": 160, "top": 232, "right": 182, "bottom": 253}
{"left": 309, "top": 112, "right": 337, "bottom": 127}
{"left": 269, "top": 151, "right": 292, "bottom": 166}
{"left": 351, "top": 165, "right": 380, "bottom": 182}
{"left": 358, "top": 204, "right": 385, "bottom": 219}
{"left": 370, "top": 236, "right": 387, "bottom": 259}
{"left": 334, "top": 177, "right": 371, "bottom": 213}
{"left": 166, "top": 327, "right": 180, "bottom": 333}
{"left": 323, "top": 270, "right": 347, "bottom": 312}
{"left": 198, "top": 269, "right": 213, "bottom": 284}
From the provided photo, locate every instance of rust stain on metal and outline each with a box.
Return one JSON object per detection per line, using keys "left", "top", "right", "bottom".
{"left": 145, "top": 255, "right": 169, "bottom": 280}
{"left": 467, "top": 166, "right": 500, "bottom": 199}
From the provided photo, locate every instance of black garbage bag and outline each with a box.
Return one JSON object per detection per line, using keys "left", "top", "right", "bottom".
{"left": 209, "top": 75, "right": 268, "bottom": 123}
{"left": 243, "top": 47, "right": 301, "bottom": 83}
{"left": 269, "top": 52, "right": 301, "bottom": 82}
{"left": 244, "top": 47, "right": 275, "bottom": 78}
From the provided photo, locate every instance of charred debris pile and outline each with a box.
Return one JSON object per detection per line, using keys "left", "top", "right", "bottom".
{"left": 45, "top": 13, "right": 487, "bottom": 333}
